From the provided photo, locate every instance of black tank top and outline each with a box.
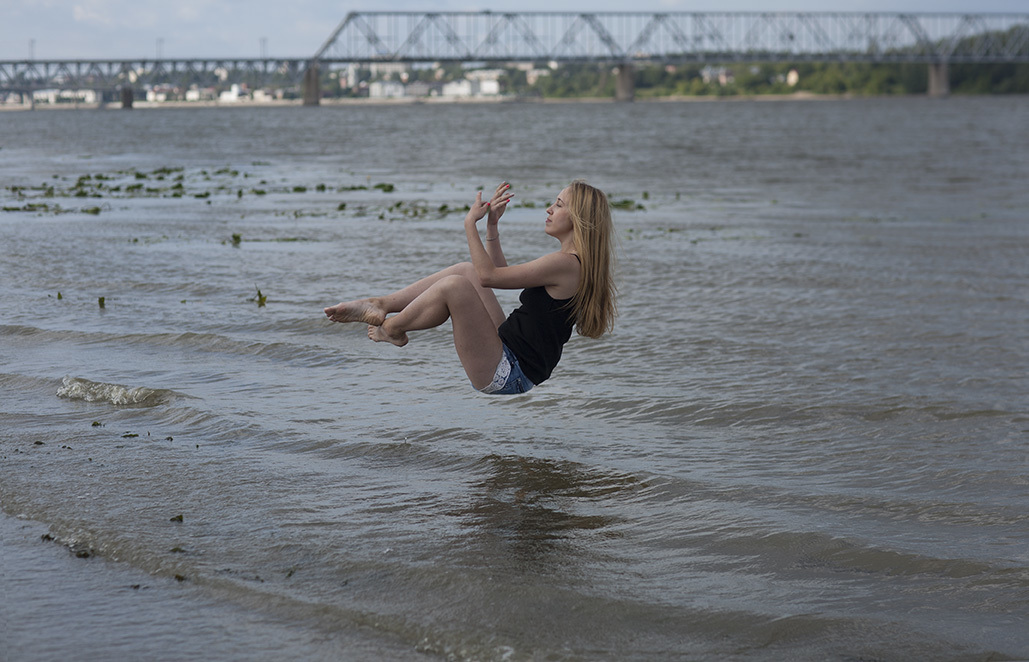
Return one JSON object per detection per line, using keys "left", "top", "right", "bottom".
{"left": 497, "top": 286, "right": 575, "bottom": 385}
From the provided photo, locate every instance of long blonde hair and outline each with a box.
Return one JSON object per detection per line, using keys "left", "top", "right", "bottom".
{"left": 566, "top": 180, "right": 616, "bottom": 338}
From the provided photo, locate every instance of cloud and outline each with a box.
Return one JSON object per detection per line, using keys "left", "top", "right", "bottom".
{"left": 173, "top": 0, "right": 227, "bottom": 23}
{"left": 72, "top": 2, "right": 114, "bottom": 26}
{"left": 71, "top": 0, "right": 160, "bottom": 29}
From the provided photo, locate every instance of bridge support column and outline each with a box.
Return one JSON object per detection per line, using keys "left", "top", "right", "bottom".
{"left": 120, "top": 87, "right": 134, "bottom": 109}
{"left": 928, "top": 62, "right": 950, "bottom": 98}
{"left": 615, "top": 64, "right": 635, "bottom": 102}
{"left": 303, "top": 64, "right": 321, "bottom": 106}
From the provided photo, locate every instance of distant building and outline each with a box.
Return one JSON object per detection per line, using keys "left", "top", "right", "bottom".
{"left": 32, "top": 89, "right": 98, "bottom": 105}
{"left": 252, "top": 88, "right": 280, "bottom": 102}
{"left": 218, "top": 84, "right": 247, "bottom": 102}
{"left": 441, "top": 75, "right": 501, "bottom": 98}
{"left": 185, "top": 86, "right": 217, "bottom": 102}
{"left": 369, "top": 80, "right": 406, "bottom": 98}
{"left": 370, "top": 62, "right": 408, "bottom": 80}
{"left": 465, "top": 69, "right": 502, "bottom": 82}
{"left": 146, "top": 85, "right": 176, "bottom": 103}
{"left": 405, "top": 81, "right": 441, "bottom": 97}
{"left": 464, "top": 69, "right": 502, "bottom": 96}
{"left": 442, "top": 79, "right": 477, "bottom": 98}
{"left": 701, "top": 66, "right": 734, "bottom": 86}
{"left": 341, "top": 63, "right": 358, "bottom": 89}
{"left": 71, "top": 89, "right": 98, "bottom": 104}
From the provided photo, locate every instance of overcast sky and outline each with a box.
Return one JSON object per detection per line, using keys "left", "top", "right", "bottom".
{"left": 4, "top": 0, "right": 1027, "bottom": 60}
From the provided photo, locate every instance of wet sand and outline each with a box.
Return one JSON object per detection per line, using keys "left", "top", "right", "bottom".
{"left": 0, "top": 510, "right": 427, "bottom": 660}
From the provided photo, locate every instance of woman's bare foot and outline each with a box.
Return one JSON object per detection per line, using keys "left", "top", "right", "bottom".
{"left": 368, "top": 323, "right": 408, "bottom": 347}
{"left": 324, "top": 298, "right": 386, "bottom": 326}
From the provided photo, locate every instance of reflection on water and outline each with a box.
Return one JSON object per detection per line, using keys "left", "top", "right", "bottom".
{"left": 453, "top": 455, "right": 627, "bottom": 565}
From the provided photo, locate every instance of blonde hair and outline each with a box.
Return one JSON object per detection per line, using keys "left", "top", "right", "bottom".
{"left": 566, "top": 180, "right": 617, "bottom": 338}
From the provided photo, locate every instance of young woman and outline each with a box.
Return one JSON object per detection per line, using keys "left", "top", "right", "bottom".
{"left": 324, "top": 180, "right": 616, "bottom": 394}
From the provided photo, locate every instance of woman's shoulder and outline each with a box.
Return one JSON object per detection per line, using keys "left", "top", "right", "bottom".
{"left": 539, "top": 251, "right": 579, "bottom": 300}
{"left": 528, "top": 250, "right": 580, "bottom": 274}
{"left": 547, "top": 250, "right": 580, "bottom": 264}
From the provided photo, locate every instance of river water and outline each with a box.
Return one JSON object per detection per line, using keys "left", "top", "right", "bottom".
{"left": 1, "top": 97, "right": 1027, "bottom": 661}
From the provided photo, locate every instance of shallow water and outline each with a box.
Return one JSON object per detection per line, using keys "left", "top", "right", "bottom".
{"left": 1, "top": 97, "right": 1027, "bottom": 661}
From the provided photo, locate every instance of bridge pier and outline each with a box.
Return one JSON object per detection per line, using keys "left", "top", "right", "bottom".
{"left": 615, "top": 64, "right": 635, "bottom": 102}
{"left": 303, "top": 64, "right": 321, "bottom": 106}
{"left": 120, "top": 87, "right": 134, "bottom": 109}
{"left": 928, "top": 62, "right": 950, "bottom": 98}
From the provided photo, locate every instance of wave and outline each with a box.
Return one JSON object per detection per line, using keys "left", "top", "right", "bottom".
{"left": 0, "top": 371, "right": 63, "bottom": 393}
{"left": 2, "top": 323, "right": 339, "bottom": 368}
{"left": 56, "top": 376, "right": 177, "bottom": 407}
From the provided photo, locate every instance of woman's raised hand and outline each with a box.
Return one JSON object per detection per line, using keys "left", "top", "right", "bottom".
{"left": 487, "top": 182, "right": 513, "bottom": 225}
{"left": 466, "top": 191, "right": 491, "bottom": 223}
{"left": 466, "top": 183, "right": 514, "bottom": 225}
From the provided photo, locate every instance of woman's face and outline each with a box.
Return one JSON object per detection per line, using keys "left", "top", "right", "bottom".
{"left": 545, "top": 187, "right": 574, "bottom": 240}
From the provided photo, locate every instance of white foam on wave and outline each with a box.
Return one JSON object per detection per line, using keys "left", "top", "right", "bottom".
{"left": 56, "top": 376, "right": 165, "bottom": 407}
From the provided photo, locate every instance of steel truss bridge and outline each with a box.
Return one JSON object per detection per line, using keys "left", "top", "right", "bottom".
{"left": 1, "top": 58, "right": 311, "bottom": 99}
{"left": 315, "top": 11, "right": 1029, "bottom": 64}
{"left": 2, "top": 11, "right": 1027, "bottom": 105}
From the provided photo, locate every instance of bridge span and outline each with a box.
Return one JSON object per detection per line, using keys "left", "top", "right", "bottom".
{"left": 2, "top": 11, "right": 1027, "bottom": 106}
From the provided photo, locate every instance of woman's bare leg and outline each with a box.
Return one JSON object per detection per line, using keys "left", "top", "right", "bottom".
{"left": 368, "top": 274, "right": 503, "bottom": 389}
{"left": 324, "top": 262, "right": 505, "bottom": 328}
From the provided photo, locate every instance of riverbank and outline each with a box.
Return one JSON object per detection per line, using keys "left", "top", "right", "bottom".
{"left": 0, "top": 90, "right": 902, "bottom": 112}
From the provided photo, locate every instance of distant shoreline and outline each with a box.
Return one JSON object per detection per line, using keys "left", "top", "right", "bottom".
{"left": 8, "top": 90, "right": 1023, "bottom": 112}
{"left": 0, "top": 90, "right": 897, "bottom": 112}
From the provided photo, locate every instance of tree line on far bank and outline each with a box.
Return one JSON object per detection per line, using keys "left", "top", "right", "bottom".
{"left": 506, "top": 60, "right": 1029, "bottom": 99}
{"left": 335, "top": 57, "right": 1026, "bottom": 100}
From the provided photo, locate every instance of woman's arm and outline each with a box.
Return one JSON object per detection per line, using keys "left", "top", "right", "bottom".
{"left": 484, "top": 182, "right": 510, "bottom": 267}
{"left": 466, "top": 190, "right": 504, "bottom": 281}
{"left": 465, "top": 190, "right": 579, "bottom": 293}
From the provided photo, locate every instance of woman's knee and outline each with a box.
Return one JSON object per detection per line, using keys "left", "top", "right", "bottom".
{"left": 438, "top": 274, "right": 482, "bottom": 305}
{"left": 452, "top": 262, "right": 477, "bottom": 281}
{"left": 439, "top": 273, "right": 475, "bottom": 292}
{"left": 455, "top": 262, "right": 493, "bottom": 290}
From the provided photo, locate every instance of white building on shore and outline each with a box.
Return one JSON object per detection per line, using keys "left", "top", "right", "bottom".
{"left": 218, "top": 84, "right": 247, "bottom": 102}
{"left": 441, "top": 73, "right": 501, "bottom": 98}
{"left": 441, "top": 79, "right": 478, "bottom": 98}
{"left": 185, "top": 86, "right": 217, "bottom": 102}
{"left": 146, "top": 85, "right": 176, "bottom": 103}
{"left": 405, "top": 81, "right": 439, "bottom": 97}
{"left": 31, "top": 89, "right": 99, "bottom": 105}
{"left": 369, "top": 80, "right": 406, "bottom": 99}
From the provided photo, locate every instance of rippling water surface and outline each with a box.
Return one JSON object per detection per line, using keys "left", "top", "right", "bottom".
{"left": 1, "top": 97, "right": 1027, "bottom": 661}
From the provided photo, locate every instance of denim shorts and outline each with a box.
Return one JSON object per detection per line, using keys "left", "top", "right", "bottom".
{"left": 478, "top": 344, "right": 535, "bottom": 395}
